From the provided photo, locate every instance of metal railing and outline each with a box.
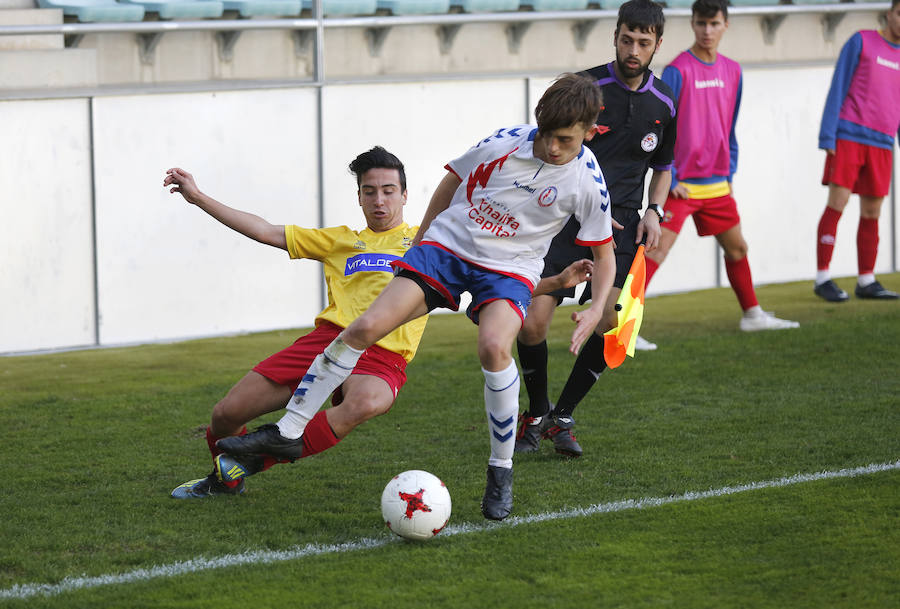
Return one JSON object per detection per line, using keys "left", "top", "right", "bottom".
{"left": 0, "top": 3, "right": 891, "bottom": 72}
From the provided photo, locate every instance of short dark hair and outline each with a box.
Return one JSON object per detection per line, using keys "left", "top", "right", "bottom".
{"left": 692, "top": 0, "right": 728, "bottom": 20}
{"left": 348, "top": 146, "right": 406, "bottom": 192}
{"left": 892, "top": 0, "right": 898, "bottom": 9}
{"left": 534, "top": 73, "right": 603, "bottom": 134}
{"left": 616, "top": 0, "right": 666, "bottom": 40}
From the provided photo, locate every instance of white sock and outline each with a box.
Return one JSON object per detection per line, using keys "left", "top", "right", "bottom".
{"left": 743, "top": 305, "right": 764, "bottom": 319}
{"left": 815, "top": 270, "right": 831, "bottom": 286}
{"left": 857, "top": 273, "right": 875, "bottom": 287}
{"left": 483, "top": 362, "right": 519, "bottom": 469}
{"left": 276, "top": 336, "right": 363, "bottom": 439}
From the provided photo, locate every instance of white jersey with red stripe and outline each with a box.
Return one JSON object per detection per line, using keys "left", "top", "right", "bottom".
{"left": 422, "top": 125, "right": 613, "bottom": 289}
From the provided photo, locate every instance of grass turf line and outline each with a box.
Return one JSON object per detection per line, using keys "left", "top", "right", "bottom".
{"left": 2, "top": 460, "right": 896, "bottom": 601}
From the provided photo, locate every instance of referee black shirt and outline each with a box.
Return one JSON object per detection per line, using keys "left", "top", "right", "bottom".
{"left": 580, "top": 61, "right": 677, "bottom": 210}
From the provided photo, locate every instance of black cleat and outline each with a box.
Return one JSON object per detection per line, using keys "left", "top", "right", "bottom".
{"left": 813, "top": 280, "right": 849, "bottom": 302}
{"left": 171, "top": 473, "right": 244, "bottom": 499}
{"left": 514, "top": 414, "right": 548, "bottom": 453}
{"left": 481, "top": 465, "right": 513, "bottom": 521}
{"left": 544, "top": 414, "right": 583, "bottom": 458}
{"left": 216, "top": 423, "right": 303, "bottom": 461}
{"left": 855, "top": 280, "right": 899, "bottom": 300}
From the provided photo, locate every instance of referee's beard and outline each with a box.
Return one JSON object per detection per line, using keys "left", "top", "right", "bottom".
{"left": 615, "top": 52, "right": 655, "bottom": 80}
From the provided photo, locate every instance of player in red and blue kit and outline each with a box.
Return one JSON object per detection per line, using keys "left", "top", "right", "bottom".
{"left": 643, "top": 0, "right": 798, "bottom": 333}
{"left": 216, "top": 74, "right": 617, "bottom": 521}
{"left": 813, "top": 0, "right": 900, "bottom": 302}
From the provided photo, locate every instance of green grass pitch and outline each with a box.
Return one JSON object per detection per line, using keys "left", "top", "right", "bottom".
{"left": 1, "top": 274, "right": 898, "bottom": 608}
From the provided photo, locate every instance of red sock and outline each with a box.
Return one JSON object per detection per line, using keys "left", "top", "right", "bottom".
{"left": 724, "top": 256, "right": 758, "bottom": 311}
{"left": 817, "top": 207, "right": 842, "bottom": 271}
{"left": 856, "top": 217, "right": 879, "bottom": 275}
{"left": 300, "top": 410, "right": 341, "bottom": 458}
{"left": 645, "top": 257, "right": 659, "bottom": 287}
{"left": 206, "top": 425, "right": 246, "bottom": 488}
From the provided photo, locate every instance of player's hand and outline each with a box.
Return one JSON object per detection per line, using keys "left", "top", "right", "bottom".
{"left": 671, "top": 183, "right": 689, "bottom": 199}
{"left": 558, "top": 259, "right": 593, "bottom": 289}
{"left": 826, "top": 149, "right": 835, "bottom": 156}
{"left": 569, "top": 307, "right": 602, "bottom": 355}
{"left": 636, "top": 213, "right": 661, "bottom": 251}
{"left": 164, "top": 167, "right": 202, "bottom": 205}
{"left": 612, "top": 217, "right": 624, "bottom": 231}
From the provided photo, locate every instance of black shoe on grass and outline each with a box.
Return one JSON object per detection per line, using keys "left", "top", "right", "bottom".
{"left": 855, "top": 281, "right": 899, "bottom": 300}
{"left": 514, "top": 414, "right": 548, "bottom": 453}
{"left": 481, "top": 465, "right": 513, "bottom": 521}
{"left": 544, "top": 414, "right": 583, "bottom": 458}
{"left": 813, "top": 280, "right": 849, "bottom": 302}
{"left": 217, "top": 423, "right": 303, "bottom": 461}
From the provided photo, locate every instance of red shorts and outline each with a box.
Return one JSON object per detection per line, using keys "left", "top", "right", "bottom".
{"left": 253, "top": 322, "right": 408, "bottom": 404}
{"left": 661, "top": 193, "right": 740, "bottom": 237}
{"left": 822, "top": 139, "right": 893, "bottom": 197}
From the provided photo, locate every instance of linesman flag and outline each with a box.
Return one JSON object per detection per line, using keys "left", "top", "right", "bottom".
{"left": 603, "top": 242, "right": 646, "bottom": 369}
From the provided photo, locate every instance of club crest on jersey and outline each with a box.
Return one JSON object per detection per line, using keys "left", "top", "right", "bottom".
{"left": 641, "top": 133, "right": 658, "bottom": 152}
{"left": 344, "top": 253, "right": 400, "bottom": 275}
{"left": 402, "top": 237, "right": 412, "bottom": 248}
{"left": 538, "top": 186, "right": 558, "bottom": 207}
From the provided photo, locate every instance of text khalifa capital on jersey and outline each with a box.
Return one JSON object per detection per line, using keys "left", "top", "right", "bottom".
{"left": 467, "top": 196, "right": 520, "bottom": 237}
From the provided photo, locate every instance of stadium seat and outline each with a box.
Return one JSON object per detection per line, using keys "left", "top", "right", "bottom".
{"left": 449, "top": 0, "right": 519, "bottom": 11}
{"left": 119, "top": 0, "right": 225, "bottom": 19}
{"left": 301, "top": 0, "right": 377, "bottom": 14}
{"left": 377, "top": 0, "right": 450, "bottom": 13}
{"left": 35, "top": 0, "right": 145, "bottom": 21}
{"left": 222, "top": 0, "right": 302, "bottom": 15}
{"left": 521, "top": 0, "right": 588, "bottom": 10}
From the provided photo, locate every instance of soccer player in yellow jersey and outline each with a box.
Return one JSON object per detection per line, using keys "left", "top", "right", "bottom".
{"left": 166, "top": 147, "right": 589, "bottom": 498}
{"left": 166, "top": 147, "right": 426, "bottom": 498}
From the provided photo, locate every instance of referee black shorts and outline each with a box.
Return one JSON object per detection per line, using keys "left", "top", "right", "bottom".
{"left": 540, "top": 206, "right": 642, "bottom": 303}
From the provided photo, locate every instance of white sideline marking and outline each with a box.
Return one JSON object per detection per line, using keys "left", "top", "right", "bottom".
{"left": 2, "top": 460, "right": 897, "bottom": 601}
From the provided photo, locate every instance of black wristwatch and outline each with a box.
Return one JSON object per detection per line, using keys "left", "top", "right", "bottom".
{"left": 647, "top": 203, "right": 664, "bottom": 221}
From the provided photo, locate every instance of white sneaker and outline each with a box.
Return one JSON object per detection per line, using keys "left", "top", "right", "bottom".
{"left": 739, "top": 310, "right": 799, "bottom": 332}
{"left": 634, "top": 335, "right": 658, "bottom": 350}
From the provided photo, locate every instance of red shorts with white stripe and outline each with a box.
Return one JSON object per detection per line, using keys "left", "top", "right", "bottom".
{"left": 253, "top": 322, "right": 408, "bottom": 404}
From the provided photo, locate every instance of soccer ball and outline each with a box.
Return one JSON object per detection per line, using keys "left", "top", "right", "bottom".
{"left": 381, "top": 470, "right": 451, "bottom": 541}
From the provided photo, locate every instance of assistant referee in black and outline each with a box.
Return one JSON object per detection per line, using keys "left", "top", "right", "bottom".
{"left": 514, "top": 0, "right": 677, "bottom": 457}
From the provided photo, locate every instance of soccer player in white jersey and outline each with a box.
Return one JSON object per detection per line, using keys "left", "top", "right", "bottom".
{"left": 218, "top": 73, "right": 617, "bottom": 520}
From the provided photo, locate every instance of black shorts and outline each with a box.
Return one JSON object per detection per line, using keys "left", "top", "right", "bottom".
{"left": 541, "top": 206, "right": 641, "bottom": 301}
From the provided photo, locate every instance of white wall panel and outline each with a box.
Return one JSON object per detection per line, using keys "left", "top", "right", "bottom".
{"left": 91, "top": 88, "right": 321, "bottom": 345}
{"left": 0, "top": 98, "right": 94, "bottom": 352}
{"left": 320, "top": 79, "right": 527, "bottom": 232}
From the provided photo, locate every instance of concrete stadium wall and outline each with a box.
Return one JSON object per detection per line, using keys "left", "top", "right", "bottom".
{"left": 1, "top": 67, "right": 897, "bottom": 354}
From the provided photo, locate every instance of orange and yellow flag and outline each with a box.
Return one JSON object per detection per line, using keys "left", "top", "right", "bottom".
{"left": 603, "top": 244, "right": 646, "bottom": 369}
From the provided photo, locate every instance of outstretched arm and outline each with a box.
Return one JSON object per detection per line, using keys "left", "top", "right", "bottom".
{"left": 164, "top": 167, "right": 287, "bottom": 251}
{"left": 568, "top": 241, "right": 615, "bottom": 354}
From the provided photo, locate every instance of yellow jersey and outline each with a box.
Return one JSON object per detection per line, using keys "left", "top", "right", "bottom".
{"left": 285, "top": 223, "right": 426, "bottom": 363}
